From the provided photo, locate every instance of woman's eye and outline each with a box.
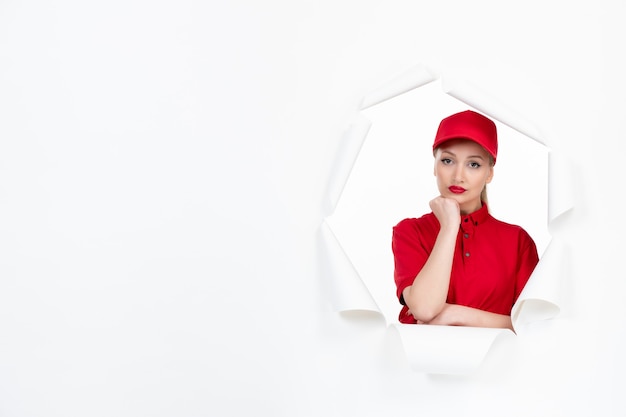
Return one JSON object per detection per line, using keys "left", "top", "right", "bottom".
{"left": 441, "top": 158, "right": 452, "bottom": 165}
{"left": 469, "top": 162, "right": 481, "bottom": 168}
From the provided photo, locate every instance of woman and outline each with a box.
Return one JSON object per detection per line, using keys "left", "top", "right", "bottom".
{"left": 392, "top": 110, "right": 539, "bottom": 330}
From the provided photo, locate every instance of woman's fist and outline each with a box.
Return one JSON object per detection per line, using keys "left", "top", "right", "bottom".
{"left": 429, "top": 196, "right": 461, "bottom": 230}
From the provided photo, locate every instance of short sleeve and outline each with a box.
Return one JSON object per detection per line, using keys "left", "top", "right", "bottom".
{"left": 513, "top": 228, "right": 540, "bottom": 303}
{"left": 392, "top": 218, "right": 436, "bottom": 304}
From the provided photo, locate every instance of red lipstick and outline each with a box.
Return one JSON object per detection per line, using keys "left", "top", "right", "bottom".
{"left": 449, "top": 185, "right": 466, "bottom": 194}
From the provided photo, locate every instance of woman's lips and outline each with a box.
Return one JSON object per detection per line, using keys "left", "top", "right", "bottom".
{"left": 449, "top": 185, "right": 466, "bottom": 194}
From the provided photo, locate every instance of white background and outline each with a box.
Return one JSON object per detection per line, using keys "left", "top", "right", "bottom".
{"left": 0, "top": 1, "right": 624, "bottom": 416}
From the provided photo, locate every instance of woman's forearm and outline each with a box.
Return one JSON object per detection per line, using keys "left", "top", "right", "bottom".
{"left": 403, "top": 225, "right": 458, "bottom": 322}
{"left": 427, "top": 303, "right": 513, "bottom": 330}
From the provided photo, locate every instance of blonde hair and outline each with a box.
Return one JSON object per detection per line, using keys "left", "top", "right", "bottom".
{"left": 481, "top": 186, "right": 489, "bottom": 207}
{"left": 480, "top": 155, "right": 495, "bottom": 209}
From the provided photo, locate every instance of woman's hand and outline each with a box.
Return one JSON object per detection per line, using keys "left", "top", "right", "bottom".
{"left": 412, "top": 303, "right": 514, "bottom": 330}
{"left": 429, "top": 196, "right": 461, "bottom": 231}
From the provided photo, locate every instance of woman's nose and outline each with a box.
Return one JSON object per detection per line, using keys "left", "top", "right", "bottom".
{"left": 453, "top": 166, "right": 464, "bottom": 182}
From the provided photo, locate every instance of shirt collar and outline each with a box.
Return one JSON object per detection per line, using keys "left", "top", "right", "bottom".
{"left": 460, "top": 202, "right": 489, "bottom": 228}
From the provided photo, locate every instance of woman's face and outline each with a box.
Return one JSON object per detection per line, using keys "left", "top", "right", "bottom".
{"left": 434, "top": 138, "right": 494, "bottom": 214}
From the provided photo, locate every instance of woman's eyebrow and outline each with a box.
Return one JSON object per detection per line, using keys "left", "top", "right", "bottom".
{"left": 441, "top": 150, "right": 485, "bottom": 160}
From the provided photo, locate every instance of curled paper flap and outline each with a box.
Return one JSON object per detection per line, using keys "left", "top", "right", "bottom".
{"left": 441, "top": 74, "right": 546, "bottom": 146}
{"left": 360, "top": 64, "right": 438, "bottom": 109}
{"left": 511, "top": 237, "right": 565, "bottom": 328}
{"left": 319, "top": 219, "right": 380, "bottom": 314}
{"left": 548, "top": 151, "right": 575, "bottom": 223}
{"left": 324, "top": 114, "right": 372, "bottom": 216}
{"left": 391, "top": 323, "right": 514, "bottom": 375}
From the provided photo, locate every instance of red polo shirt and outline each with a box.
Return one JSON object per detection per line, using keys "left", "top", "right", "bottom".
{"left": 392, "top": 203, "right": 539, "bottom": 324}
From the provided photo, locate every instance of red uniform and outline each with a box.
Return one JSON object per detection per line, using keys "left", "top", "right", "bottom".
{"left": 392, "top": 203, "right": 539, "bottom": 324}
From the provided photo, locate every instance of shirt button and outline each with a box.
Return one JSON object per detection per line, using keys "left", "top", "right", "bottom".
{"left": 464, "top": 233, "right": 469, "bottom": 238}
{"left": 465, "top": 252, "right": 470, "bottom": 257}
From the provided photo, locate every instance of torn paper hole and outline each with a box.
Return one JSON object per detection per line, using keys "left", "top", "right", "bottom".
{"left": 321, "top": 62, "right": 573, "bottom": 375}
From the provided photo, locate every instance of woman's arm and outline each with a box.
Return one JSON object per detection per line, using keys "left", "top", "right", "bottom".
{"left": 402, "top": 197, "right": 460, "bottom": 323}
{"left": 424, "top": 303, "right": 513, "bottom": 330}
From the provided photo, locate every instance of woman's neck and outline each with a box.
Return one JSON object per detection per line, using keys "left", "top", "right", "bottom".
{"left": 460, "top": 200, "right": 483, "bottom": 216}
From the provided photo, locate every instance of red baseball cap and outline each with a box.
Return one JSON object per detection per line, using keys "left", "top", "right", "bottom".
{"left": 432, "top": 110, "right": 498, "bottom": 164}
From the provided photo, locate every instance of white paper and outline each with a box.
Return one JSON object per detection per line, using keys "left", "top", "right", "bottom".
{"left": 319, "top": 219, "right": 380, "bottom": 314}
{"left": 511, "top": 237, "right": 566, "bottom": 328}
{"left": 360, "top": 63, "right": 438, "bottom": 110}
{"left": 548, "top": 151, "right": 575, "bottom": 223}
{"left": 391, "top": 324, "right": 515, "bottom": 375}
{"left": 323, "top": 114, "right": 372, "bottom": 216}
